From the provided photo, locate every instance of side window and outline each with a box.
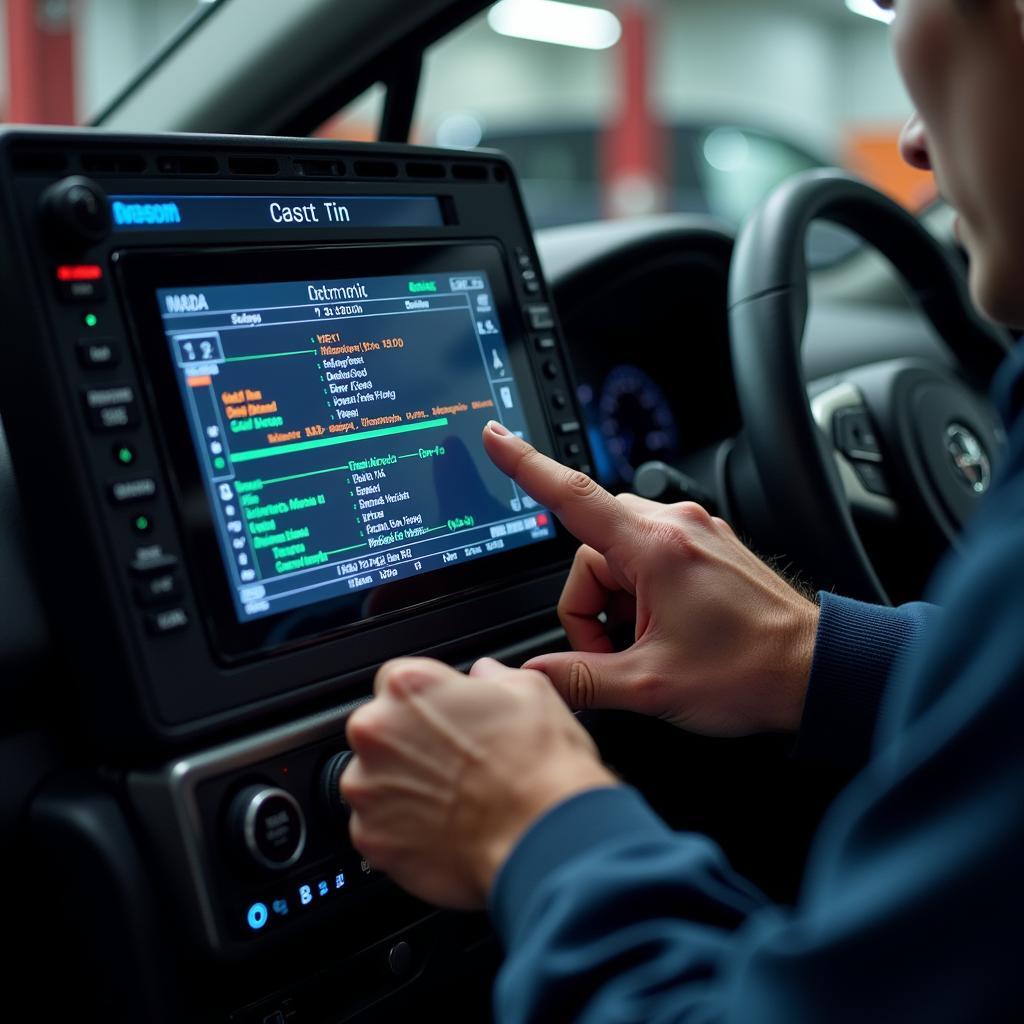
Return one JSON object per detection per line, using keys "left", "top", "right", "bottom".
{"left": 694, "top": 128, "right": 821, "bottom": 226}
{"left": 414, "top": 6, "right": 618, "bottom": 229}
{"left": 314, "top": 83, "right": 386, "bottom": 142}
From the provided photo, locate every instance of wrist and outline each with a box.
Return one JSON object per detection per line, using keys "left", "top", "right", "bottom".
{"left": 766, "top": 595, "right": 820, "bottom": 734}
{"left": 470, "top": 759, "right": 618, "bottom": 900}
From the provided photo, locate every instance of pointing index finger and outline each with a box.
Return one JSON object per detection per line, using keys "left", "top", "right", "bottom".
{"left": 482, "top": 421, "right": 633, "bottom": 554}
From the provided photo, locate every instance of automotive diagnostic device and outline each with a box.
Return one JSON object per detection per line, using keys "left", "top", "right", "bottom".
{"left": 0, "top": 130, "right": 590, "bottom": 954}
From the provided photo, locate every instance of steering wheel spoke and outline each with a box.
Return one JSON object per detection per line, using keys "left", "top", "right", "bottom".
{"left": 809, "top": 380, "right": 899, "bottom": 522}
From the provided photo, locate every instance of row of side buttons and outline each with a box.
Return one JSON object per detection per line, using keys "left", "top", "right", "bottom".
{"left": 525, "top": 306, "right": 593, "bottom": 476}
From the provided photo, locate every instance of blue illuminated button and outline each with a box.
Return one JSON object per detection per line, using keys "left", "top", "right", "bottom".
{"left": 246, "top": 902, "right": 269, "bottom": 931}
{"left": 271, "top": 899, "right": 289, "bottom": 917}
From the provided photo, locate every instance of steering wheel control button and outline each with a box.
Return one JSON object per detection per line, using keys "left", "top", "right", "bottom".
{"left": 83, "top": 386, "right": 139, "bottom": 431}
{"left": 107, "top": 477, "right": 158, "bottom": 505}
{"left": 946, "top": 424, "right": 991, "bottom": 495}
{"left": 231, "top": 785, "right": 307, "bottom": 872}
{"left": 854, "top": 462, "right": 889, "bottom": 497}
{"left": 834, "top": 407, "right": 882, "bottom": 462}
{"left": 542, "top": 360, "right": 560, "bottom": 381}
{"left": 550, "top": 389, "right": 568, "bottom": 411}
{"left": 527, "top": 304, "right": 555, "bottom": 330}
{"left": 245, "top": 902, "right": 269, "bottom": 932}
{"left": 145, "top": 606, "right": 188, "bottom": 634}
{"left": 320, "top": 750, "right": 355, "bottom": 824}
{"left": 76, "top": 337, "right": 120, "bottom": 369}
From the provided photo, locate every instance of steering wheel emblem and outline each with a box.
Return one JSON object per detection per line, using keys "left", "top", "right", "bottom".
{"left": 946, "top": 424, "right": 991, "bottom": 495}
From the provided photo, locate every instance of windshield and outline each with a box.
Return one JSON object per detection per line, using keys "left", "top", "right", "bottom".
{"left": 0, "top": 0, "right": 218, "bottom": 124}
{"left": 321, "top": 1, "right": 936, "bottom": 231}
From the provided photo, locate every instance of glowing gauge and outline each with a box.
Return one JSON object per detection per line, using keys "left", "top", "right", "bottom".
{"left": 598, "top": 365, "right": 679, "bottom": 483}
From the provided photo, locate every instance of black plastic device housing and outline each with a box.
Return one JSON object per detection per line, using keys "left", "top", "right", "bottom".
{"left": 0, "top": 128, "right": 591, "bottom": 757}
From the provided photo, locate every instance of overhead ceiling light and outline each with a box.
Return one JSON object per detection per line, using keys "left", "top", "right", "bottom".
{"left": 488, "top": 0, "right": 622, "bottom": 50}
{"left": 845, "top": 0, "right": 895, "bottom": 25}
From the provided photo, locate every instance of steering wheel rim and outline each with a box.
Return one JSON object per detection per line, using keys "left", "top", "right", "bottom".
{"left": 727, "top": 169, "right": 1009, "bottom": 604}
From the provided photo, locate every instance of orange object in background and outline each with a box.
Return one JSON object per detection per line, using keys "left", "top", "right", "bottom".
{"left": 843, "top": 130, "right": 937, "bottom": 212}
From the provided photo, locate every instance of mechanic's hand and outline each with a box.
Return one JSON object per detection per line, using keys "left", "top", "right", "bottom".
{"left": 341, "top": 656, "right": 617, "bottom": 909}
{"left": 483, "top": 422, "right": 820, "bottom": 737}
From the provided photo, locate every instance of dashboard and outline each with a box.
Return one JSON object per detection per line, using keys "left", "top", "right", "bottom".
{"left": 0, "top": 127, "right": 592, "bottom": 1020}
{"left": 540, "top": 220, "right": 740, "bottom": 492}
{"left": 570, "top": 258, "right": 739, "bottom": 489}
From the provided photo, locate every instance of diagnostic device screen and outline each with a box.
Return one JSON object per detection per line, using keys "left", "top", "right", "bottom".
{"left": 156, "top": 267, "right": 554, "bottom": 624}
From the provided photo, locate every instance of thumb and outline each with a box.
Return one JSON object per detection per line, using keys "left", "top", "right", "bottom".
{"left": 468, "top": 656, "right": 508, "bottom": 679}
{"left": 523, "top": 649, "right": 641, "bottom": 713}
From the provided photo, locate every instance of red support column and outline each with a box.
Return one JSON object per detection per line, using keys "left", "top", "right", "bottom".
{"left": 601, "top": 0, "right": 666, "bottom": 219}
{"left": 7, "top": 0, "right": 77, "bottom": 124}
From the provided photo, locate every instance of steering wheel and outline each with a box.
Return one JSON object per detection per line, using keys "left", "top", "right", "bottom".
{"left": 728, "top": 169, "right": 1010, "bottom": 604}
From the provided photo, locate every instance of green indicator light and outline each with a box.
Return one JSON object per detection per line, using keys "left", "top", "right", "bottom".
{"left": 213, "top": 456, "right": 226, "bottom": 470}
{"left": 116, "top": 446, "right": 135, "bottom": 466}
{"left": 84, "top": 313, "right": 99, "bottom": 328}
{"left": 133, "top": 515, "right": 151, "bottom": 533}
{"left": 408, "top": 280, "right": 438, "bottom": 294}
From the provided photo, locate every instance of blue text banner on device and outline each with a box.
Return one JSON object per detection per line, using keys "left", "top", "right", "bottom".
{"left": 108, "top": 194, "right": 445, "bottom": 232}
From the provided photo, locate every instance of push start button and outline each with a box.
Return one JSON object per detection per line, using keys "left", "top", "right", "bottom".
{"left": 230, "top": 786, "right": 307, "bottom": 872}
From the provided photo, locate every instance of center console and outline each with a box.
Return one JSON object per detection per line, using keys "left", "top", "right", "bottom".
{"left": 0, "top": 128, "right": 590, "bottom": 1017}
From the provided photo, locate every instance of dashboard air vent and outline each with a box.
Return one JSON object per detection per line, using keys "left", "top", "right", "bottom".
{"left": 353, "top": 159, "right": 399, "bottom": 179}
{"left": 406, "top": 162, "right": 446, "bottom": 179}
{"left": 81, "top": 152, "right": 147, "bottom": 174}
{"left": 451, "top": 163, "right": 488, "bottom": 181}
{"left": 294, "top": 158, "right": 342, "bottom": 177}
{"left": 156, "top": 154, "right": 220, "bottom": 175}
{"left": 227, "top": 156, "right": 280, "bottom": 176}
{"left": 10, "top": 151, "right": 68, "bottom": 174}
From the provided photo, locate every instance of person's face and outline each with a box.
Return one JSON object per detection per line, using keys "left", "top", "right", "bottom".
{"left": 881, "top": 0, "right": 1024, "bottom": 327}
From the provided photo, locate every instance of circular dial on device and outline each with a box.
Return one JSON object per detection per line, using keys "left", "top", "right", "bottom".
{"left": 229, "top": 785, "right": 307, "bottom": 872}
{"left": 598, "top": 365, "right": 679, "bottom": 483}
{"left": 320, "top": 750, "right": 354, "bottom": 825}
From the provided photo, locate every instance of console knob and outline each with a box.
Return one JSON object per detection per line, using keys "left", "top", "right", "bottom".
{"left": 320, "top": 750, "right": 355, "bottom": 824}
{"left": 39, "top": 175, "right": 111, "bottom": 246}
{"left": 229, "top": 785, "right": 306, "bottom": 871}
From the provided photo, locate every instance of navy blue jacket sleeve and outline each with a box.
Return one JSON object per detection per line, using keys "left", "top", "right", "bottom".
{"left": 491, "top": 401, "right": 1024, "bottom": 1022}
{"left": 797, "top": 592, "right": 937, "bottom": 775}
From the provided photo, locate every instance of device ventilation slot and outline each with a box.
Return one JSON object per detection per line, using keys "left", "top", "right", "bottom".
{"left": 156, "top": 154, "right": 220, "bottom": 175}
{"left": 452, "top": 163, "right": 489, "bottom": 182}
{"left": 294, "top": 158, "right": 344, "bottom": 177}
{"left": 80, "top": 152, "right": 147, "bottom": 174}
{"left": 353, "top": 159, "right": 400, "bottom": 179}
{"left": 405, "top": 162, "right": 446, "bottom": 180}
{"left": 10, "top": 151, "right": 68, "bottom": 175}
{"left": 227, "top": 156, "right": 280, "bottom": 176}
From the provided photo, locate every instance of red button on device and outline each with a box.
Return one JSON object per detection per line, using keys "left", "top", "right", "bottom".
{"left": 56, "top": 264, "right": 103, "bottom": 282}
